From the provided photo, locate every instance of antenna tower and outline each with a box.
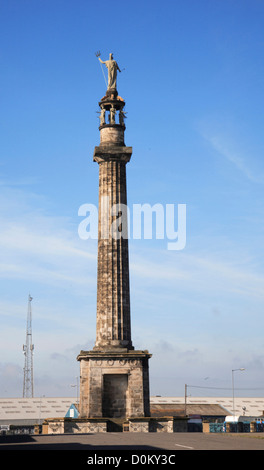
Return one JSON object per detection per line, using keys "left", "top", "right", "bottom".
{"left": 23, "top": 294, "right": 34, "bottom": 398}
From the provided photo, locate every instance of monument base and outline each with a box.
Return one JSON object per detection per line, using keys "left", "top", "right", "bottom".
{"left": 77, "top": 349, "right": 152, "bottom": 420}
{"left": 42, "top": 416, "right": 188, "bottom": 434}
{"left": 42, "top": 417, "right": 108, "bottom": 434}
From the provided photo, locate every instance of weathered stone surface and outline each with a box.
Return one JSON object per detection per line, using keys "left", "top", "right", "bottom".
{"left": 100, "top": 126, "right": 125, "bottom": 146}
{"left": 77, "top": 350, "right": 151, "bottom": 419}
{"left": 128, "top": 417, "right": 188, "bottom": 433}
{"left": 43, "top": 418, "right": 108, "bottom": 434}
{"left": 94, "top": 157, "right": 132, "bottom": 351}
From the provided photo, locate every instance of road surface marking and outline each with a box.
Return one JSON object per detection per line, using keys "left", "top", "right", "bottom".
{"left": 175, "top": 443, "right": 194, "bottom": 450}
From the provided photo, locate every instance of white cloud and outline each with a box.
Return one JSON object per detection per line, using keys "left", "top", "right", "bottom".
{"left": 130, "top": 246, "right": 264, "bottom": 302}
{"left": 0, "top": 183, "right": 97, "bottom": 291}
{"left": 198, "top": 117, "right": 264, "bottom": 183}
{"left": 206, "top": 134, "right": 261, "bottom": 183}
{"left": 0, "top": 362, "right": 23, "bottom": 397}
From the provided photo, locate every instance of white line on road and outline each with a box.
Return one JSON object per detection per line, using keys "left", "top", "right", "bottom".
{"left": 175, "top": 443, "right": 194, "bottom": 450}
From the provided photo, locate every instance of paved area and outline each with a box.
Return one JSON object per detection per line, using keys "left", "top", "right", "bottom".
{"left": 1, "top": 432, "right": 264, "bottom": 451}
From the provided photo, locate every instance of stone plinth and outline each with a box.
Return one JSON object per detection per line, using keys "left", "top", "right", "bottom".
{"left": 77, "top": 349, "right": 151, "bottom": 419}
{"left": 128, "top": 417, "right": 188, "bottom": 433}
{"left": 42, "top": 416, "right": 188, "bottom": 434}
{"left": 43, "top": 418, "right": 108, "bottom": 434}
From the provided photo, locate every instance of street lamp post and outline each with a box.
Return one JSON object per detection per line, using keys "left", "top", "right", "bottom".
{"left": 232, "top": 368, "right": 245, "bottom": 421}
{"left": 70, "top": 376, "right": 79, "bottom": 404}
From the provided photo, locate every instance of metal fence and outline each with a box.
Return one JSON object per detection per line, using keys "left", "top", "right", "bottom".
{"left": 209, "top": 421, "right": 264, "bottom": 433}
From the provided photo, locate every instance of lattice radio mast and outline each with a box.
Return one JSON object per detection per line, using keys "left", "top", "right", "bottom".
{"left": 23, "top": 294, "right": 34, "bottom": 398}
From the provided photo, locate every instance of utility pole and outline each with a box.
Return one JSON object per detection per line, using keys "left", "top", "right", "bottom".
{"left": 184, "top": 384, "right": 187, "bottom": 416}
{"left": 23, "top": 295, "right": 34, "bottom": 398}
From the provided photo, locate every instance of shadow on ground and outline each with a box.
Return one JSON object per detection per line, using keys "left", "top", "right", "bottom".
{"left": 0, "top": 434, "right": 163, "bottom": 450}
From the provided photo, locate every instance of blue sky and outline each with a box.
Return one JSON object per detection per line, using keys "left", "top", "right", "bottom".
{"left": 1, "top": 0, "right": 264, "bottom": 399}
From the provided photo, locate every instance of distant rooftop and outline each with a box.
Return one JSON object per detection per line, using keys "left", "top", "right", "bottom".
{"left": 0, "top": 397, "right": 75, "bottom": 425}
{"left": 150, "top": 396, "right": 264, "bottom": 417}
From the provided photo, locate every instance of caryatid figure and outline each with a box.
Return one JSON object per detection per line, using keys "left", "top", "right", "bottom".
{"left": 98, "top": 53, "right": 121, "bottom": 90}
{"left": 99, "top": 107, "right": 106, "bottom": 126}
{"left": 119, "top": 109, "right": 127, "bottom": 126}
{"left": 109, "top": 106, "right": 116, "bottom": 124}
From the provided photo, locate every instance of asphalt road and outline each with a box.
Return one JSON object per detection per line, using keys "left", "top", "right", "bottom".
{"left": 0, "top": 432, "right": 264, "bottom": 451}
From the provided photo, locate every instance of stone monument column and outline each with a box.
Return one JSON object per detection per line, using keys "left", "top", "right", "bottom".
{"left": 77, "top": 55, "right": 151, "bottom": 422}
{"left": 94, "top": 130, "right": 133, "bottom": 351}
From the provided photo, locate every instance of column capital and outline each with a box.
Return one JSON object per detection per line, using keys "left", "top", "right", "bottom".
{"left": 93, "top": 146, "right": 132, "bottom": 163}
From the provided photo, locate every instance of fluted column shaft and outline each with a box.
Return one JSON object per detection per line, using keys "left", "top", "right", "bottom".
{"left": 94, "top": 157, "right": 132, "bottom": 350}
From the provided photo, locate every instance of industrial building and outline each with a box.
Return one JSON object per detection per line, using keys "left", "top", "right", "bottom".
{"left": 0, "top": 396, "right": 263, "bottom": 433}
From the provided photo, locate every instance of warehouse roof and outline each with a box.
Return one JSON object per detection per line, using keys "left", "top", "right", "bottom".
{"left": 150, "top": 403, "right": 228, "bottom": 417}
{"left": 0, "top": 397, "right": 74, "bottom": 425}
{"left": 150, "top": 396, "right": 264, "bottom": 417}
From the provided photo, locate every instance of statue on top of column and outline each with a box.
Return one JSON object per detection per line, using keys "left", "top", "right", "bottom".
{"left": 98, "top": 53, "right": 121, "bottom": 91}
